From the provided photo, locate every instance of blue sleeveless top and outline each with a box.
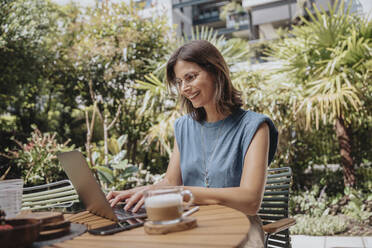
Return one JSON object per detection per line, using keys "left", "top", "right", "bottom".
{"left": 174, "top": 108, "right": 278, "bottom": 188}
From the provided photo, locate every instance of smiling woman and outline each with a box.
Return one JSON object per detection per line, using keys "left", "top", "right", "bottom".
{"left": 166, "top": 40, "right": 243, "bottom": 123}
{"left": 107, "top": 40, "right": 278, "bottom": 248}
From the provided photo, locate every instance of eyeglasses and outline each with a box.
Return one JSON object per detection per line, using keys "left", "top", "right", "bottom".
{"left": 174, "top": 71, "right": 201, "bottom": 89}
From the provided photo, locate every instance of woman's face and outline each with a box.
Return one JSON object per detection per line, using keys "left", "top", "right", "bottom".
{"left": 173, "top": 60, "right": 215, "bottom": 110}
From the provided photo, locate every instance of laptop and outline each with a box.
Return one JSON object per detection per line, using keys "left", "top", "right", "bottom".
{"left": 57, "top": 150, "right": 147, "bottom": 222}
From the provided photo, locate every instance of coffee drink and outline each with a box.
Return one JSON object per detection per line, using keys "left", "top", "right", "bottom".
{"left": 145, "top": 194, "right": 182, "bottom": 222}
{"left": 144, "top": 187, "right": 193, "bottom": 225}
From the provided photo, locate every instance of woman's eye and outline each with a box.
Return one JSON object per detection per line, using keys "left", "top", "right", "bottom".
{"left": 185, "top": 74, "right": 196, "bottom": 82}
{"left": 185, "top": 75, "right": 193, "bottom": 82}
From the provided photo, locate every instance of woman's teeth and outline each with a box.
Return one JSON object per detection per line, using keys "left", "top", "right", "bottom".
{"left": 189, "top": 92, "right": 199, "bottom": 99}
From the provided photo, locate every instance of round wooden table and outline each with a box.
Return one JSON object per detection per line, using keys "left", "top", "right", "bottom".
{"left": 53, "top": 205, "right": 251, "bottom": 248}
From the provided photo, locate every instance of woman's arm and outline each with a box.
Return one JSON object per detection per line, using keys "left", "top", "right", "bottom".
{"left": 185, "top": 122, "right": 270, "bottom": 215}
{"left": 161, "top": 139, "right": 183, "bottom": 186}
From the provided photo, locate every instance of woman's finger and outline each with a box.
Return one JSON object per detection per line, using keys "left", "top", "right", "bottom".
{"left": 106, "top": 191, "right": 115, "bottom": 200}
{"left": 124, "top": 190, "right": 143, "bottom": 211}
{"left": 106, "top": 190, "right": 123, "bottom": 200}
{"left": 110, "top": 191, "right": 131, "bottom": 207}
{"left": 132, "top": 196, "right": 145, "bottom": 213}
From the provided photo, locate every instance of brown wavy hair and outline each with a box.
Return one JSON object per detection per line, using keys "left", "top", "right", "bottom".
{"left": 166, "top": 40, "right": 242, "bottom": 122}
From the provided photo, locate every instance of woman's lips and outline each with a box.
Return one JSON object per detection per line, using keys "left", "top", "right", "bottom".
{"left": 188, "top": 91, "right": 200, "bottom": 100}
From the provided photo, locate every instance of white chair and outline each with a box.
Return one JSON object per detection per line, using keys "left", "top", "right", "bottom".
{"left": 22, "top": 180, "right": 79, "bottom": 211}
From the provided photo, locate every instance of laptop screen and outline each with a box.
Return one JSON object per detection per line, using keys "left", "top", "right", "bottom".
{"left": 58, "top": 150, "right": 118, "bottom": 221}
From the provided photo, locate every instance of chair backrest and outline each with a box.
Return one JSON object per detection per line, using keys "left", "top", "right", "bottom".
{"left": 22, "top": 180, "right": 79, "bottom": 211}
{"left": 259, "top": 167, "right": 292, "bottom": 248}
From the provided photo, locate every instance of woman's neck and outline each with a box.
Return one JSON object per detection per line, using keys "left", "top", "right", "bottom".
{"left": 204, "top": 106, "right": 227, "bottom": 123}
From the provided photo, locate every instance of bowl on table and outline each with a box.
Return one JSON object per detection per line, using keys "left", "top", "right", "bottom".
{"left": 0, "top": 218, "right": 41, "bottom": 248}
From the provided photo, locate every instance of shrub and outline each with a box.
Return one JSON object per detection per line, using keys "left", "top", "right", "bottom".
{"left": 290, "top": 215, "right": 348, "bottom": 236}
{"left": 290, "top": 185, "right": 372, "bottom": 235}
{"left": 340, "top": 187, "right": 372, "bottom": 222}
{"left": 290, "top": 185, "right": 328, "bottom": 217}
{"left": 290, "top": 185, "right": 372, "bottom": 218}
{"left": 0, "top": 126, "right": 74, "bottom": 185}
{"left": 88, "top": 135, "right": 163, "bottom": 191}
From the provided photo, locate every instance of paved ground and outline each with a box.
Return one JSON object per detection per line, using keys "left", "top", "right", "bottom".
{"left": 291, "top": 235, "right": 372, "bottom": 248}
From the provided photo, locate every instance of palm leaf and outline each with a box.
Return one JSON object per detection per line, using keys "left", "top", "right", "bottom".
{"left": 267, "top": 0, "right": 368, "bottom": 129}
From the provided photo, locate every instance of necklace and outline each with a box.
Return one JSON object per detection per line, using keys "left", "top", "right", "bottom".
{"left": 200, "top": 119, "right": 225, "bottom": 187}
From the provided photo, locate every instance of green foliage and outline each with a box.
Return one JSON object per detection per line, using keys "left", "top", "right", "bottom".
{"left": 355, "top": 166, "right": 372, "bottom": 192}
{"left": 0, "top": 114, "right": 17, "bottom": 133}
{"left": 70, "top": 2, "right": 169, "bottom": 103}
{"left": 290, "top": 215, "right": 348, "bottom": 235}
{"left": 342, "top": 187, "right": 372, "bottom": 221}
{"left": 262, "top": 0, "right": 372, "bottom": 188}
{"left": 0, "top": 0, "right": 171, "bottom": 181}
{"left": 290, "top": 185, "right": 328, "bottom": 217}
{"left": 89, "top": 135, "right": 162, "bottom": 190}
{"left": 349, "top": 116, "right": 372, "bottom": 167}
{"left": 290, "top": 183, "right": 372, "bottom": 220}
{"left": 0, "top": 0, "right": 83, "bottom": 153}
{"left": 0, "top": 126, "right": 74, "bottom": 185}
{"left": 0, "top": 0, "right": 68, "bottom": 113}
{"left": 290, "top": 184, "right": 371, "bottom": 235}
{"left": 219, "top": 1, "right": 245, "bottom": 21}
{"left": 298, "top": 166, "right": 372, "bottom": 196}
{"left": 266, "top": 0, "right": 371, "bottom": 129}
{"left": 66, "top": 1, "right": 171, "bottom": 170}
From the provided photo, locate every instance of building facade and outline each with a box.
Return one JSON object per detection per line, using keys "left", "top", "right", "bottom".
{"left": 171, "top": 0, "right": 335, "bottom": 40}
{"left": 136, "top": 0, "right": 371, "bottom": 41}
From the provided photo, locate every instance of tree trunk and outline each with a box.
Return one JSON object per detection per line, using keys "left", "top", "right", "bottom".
{"left": 335, "top": 117, "right": 355, "bottom": 187}
{"left": 103, "top": 116, "right": 109, "bottom": 165}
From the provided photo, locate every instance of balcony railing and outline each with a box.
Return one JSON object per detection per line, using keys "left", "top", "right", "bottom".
{"left": 193, "top": 9, "right": 221, "bottom": 25}
{"left": 242, "top": 0, "right": 282, "bottom": 9}
{"left": 217, "top": 24, "right": 250, "bottom": 36}
{"left": 173, "top": 0, "right": 217, "bottom": 9}
{"left": 226, "top": 11, "right": 250, "bottom": 28}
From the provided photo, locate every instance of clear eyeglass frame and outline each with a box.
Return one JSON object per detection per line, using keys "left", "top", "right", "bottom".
{"left": 174, "top": 71, "right": 201, "bottom": 89}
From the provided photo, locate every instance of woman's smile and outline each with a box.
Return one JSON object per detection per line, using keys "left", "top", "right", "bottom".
{"left": 187, "top": 91, "right": 200, "bottom": 100}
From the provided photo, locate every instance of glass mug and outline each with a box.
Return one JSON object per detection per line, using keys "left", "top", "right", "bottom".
{"left": 144, "top": 187, "right": 193, "bottom": 225}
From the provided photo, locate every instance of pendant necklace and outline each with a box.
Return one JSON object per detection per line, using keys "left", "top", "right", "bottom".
{"left": 200, "top": 119, "right": 225, "bottom": 187}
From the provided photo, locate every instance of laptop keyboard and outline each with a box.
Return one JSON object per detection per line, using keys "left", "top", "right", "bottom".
{"left": 113, "top": 205, "right": 147, "bottom": 220}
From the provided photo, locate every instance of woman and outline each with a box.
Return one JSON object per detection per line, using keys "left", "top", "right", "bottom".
{"left": 107, "top": 40, "right": 278, "bottom": 247}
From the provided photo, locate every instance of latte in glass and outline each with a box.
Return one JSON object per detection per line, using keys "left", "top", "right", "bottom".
{"left": 144, "top": 188, "right": 193, "bottom": 225}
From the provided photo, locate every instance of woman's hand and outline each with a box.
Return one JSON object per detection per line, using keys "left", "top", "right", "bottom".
{"left": 106, "top": 185, "right": 152, "bottom": 213}
{"left": 106, "top": 139, "right": 182, "bottom": 213}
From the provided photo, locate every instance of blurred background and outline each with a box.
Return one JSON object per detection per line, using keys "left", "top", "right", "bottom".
{"left": 0, "top": 0, "right": 371, "bottom": 237}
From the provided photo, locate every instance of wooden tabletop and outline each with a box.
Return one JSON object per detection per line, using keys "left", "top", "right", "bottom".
{"left": 48, "top": 205, "right": 250, "bottom": 248}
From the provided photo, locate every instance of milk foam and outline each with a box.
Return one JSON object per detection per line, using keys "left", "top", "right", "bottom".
{"left": 145, "top": 193, "right": 182, "bottom": 208}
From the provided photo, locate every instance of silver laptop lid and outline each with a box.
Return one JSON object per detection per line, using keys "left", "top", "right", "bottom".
{"left": 58, "top": 150, "right": 118, "bottom": 222}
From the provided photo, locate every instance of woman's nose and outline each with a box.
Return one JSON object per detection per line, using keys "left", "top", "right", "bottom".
{"left": 180, "top": 82, "right": 191, "bottom": 93}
